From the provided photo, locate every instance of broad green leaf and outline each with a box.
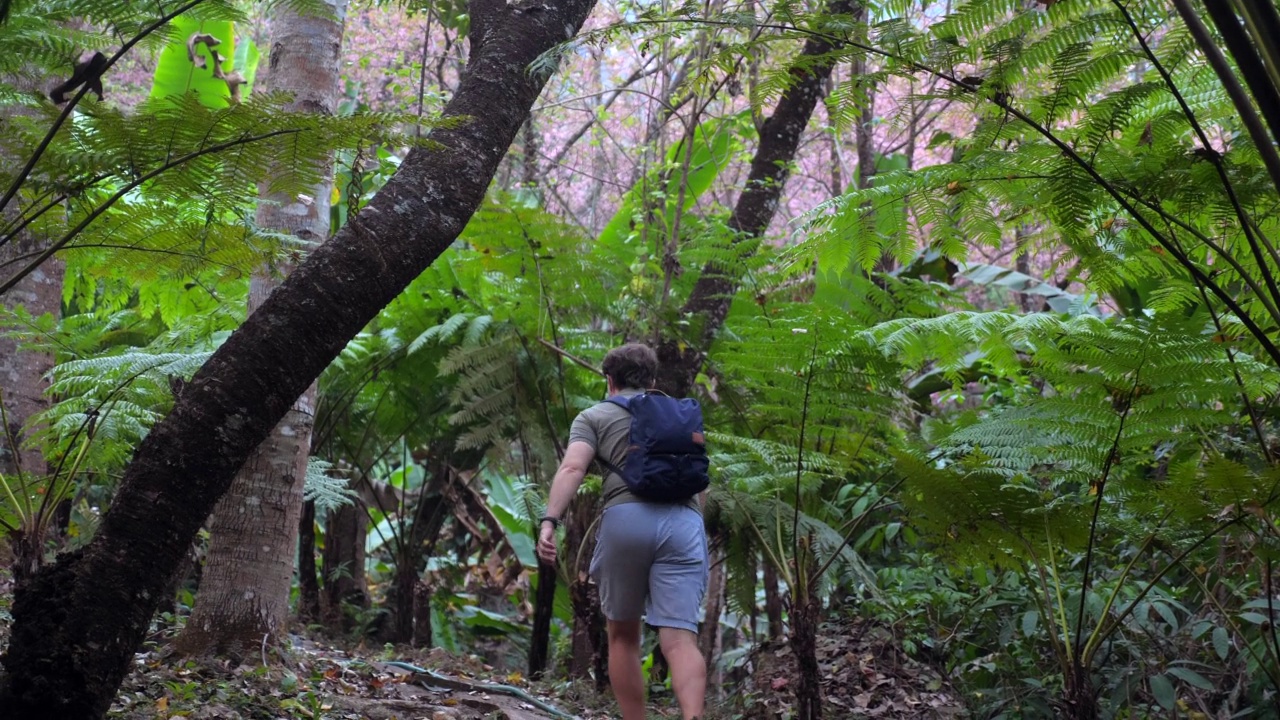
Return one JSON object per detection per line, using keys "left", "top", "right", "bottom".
{"left": 1166, "top": 666, "right": 1214, "bottom": 691}
{"left": 1151, "top": 600, "right": 1178, "bottom": 632}
{"left": 1148, "top": 674, "right": 1175, "bottom": 710}
{"left": 1021, "top": 610, "right": 1038, "bottom": 637}
{"left": 1212, "top": 626, "right": 1231, "bottom": 660}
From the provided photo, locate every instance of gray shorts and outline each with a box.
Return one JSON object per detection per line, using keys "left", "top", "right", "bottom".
{"left": 589, "top": 502, "right": 709, "bottom": 633}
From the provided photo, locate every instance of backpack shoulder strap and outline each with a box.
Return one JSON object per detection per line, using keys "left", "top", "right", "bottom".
{"left": 593, "top": 395, "right": 634, "bottom": 479}
{"left": 603, "top": 394, "right": 633, "bottom": 410}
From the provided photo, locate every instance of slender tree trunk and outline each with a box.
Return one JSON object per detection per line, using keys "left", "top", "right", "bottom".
{"left": 699, "top": 541, "right": 724, "bottom": 675}
{"left": 654, "top": 0, "right": 854, "bottom": 396}
{"left": 588, "top": 580, "right": 608, "bottom": 691}
{"left": 173, "top": 0, "right": 347, "bottom": 660}
{"left": 564, "top": 492, "right": 603, "bottom": 682}
{"left": 790, "top": 591, "right": 823, "bottom": 720}
{"left": 386, "top": 553, "right": 418, "bottom": 642}
{"left": 0, "top": 73, "right": 62, "bottom": 581}
{"left": 413, "top": 577, "right": 434, "bottom": 647}
{"left": 321, "top": 499, "right": 368, "bottom": 630}
{"left": 568, "top": 576, "right": 594, "bottom": 679}
{"left": 763, "top": 555, "right": 783, "bottom": 641}
{"left": 382, "top": 466, "right": 449, "bottom": 644}
{"left": 0, "top": 266, "right": 54, "bottom": 477}
{"left": 297, "top": 499, "right": 322, "bottom": 623}
{"left": 1063, "top": 661, "right": 1099, "bottom": 720}
{"left": 528, "top": 561, "right": 557, "bottom": 678}
{"left": 0, "top": 1, "right": 599, "bottom": 714}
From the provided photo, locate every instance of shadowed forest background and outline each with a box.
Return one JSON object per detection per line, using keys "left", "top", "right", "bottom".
{"left": 2, "top": 0, "right": 1280, "bottom": 718}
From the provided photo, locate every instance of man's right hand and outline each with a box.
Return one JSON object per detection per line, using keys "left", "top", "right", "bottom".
{"left": 536, "top": 522, "right": 558, "bottom": 565}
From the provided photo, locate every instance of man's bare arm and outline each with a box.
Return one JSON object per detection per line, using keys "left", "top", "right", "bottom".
{"left": 543, "top": 440, "right": 595, "bottom": 523}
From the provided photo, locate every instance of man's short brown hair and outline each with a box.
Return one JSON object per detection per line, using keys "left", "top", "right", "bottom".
{"left": 602, "top": 343, "right": 658, "bottom": 390}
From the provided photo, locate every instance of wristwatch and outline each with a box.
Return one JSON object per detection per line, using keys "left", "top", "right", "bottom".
{"left": 539, "top": 515, "right": 560, "bottom": 529}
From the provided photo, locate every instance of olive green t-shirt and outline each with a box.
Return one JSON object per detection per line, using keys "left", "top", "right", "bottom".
{"left": 568, "top": 389, "right": 701, "bottom": 513}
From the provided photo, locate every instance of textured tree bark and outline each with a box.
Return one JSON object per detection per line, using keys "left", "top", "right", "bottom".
{"left": 0, "top": 0, "right": 598, "bottom": 715}
{"left": 654, "top": 0, "right": 854, "bottom": 397}
{"left": 382, "top": 467, "right": 449, "bottom": 644}
{"left": 564, "top": 493, "right": 602, "bottom": 681}
{"left": 0, "top": 258, "right": 57, "bottom": 482}
{"left": 790, "top": 591, "right": 823, "bottom": 720}
{"left": 699, "top": 540, "right": 725, "bottom": 674}
{"left": 297, "top": 499, "right": 322, "bottom": 623}
{"left": 0, "top": 74, "right": 62, "bottom": 581}
{"left": 528, "top": 560, "right": 556, "bottom": 678}
{"left": 762, "top": 556, "right": 783, "bottom": 641}
{"left": 172, "top": 0, "right": 347, "bottom": 660}
{"left": 1062, "top": 660, "right": 1099, "bottom": 720}
{"left": 412, "top": 577, "right": 434, "bottom": 647}
{"left": 321, "top": 499, "right": 369, "bottom": 630}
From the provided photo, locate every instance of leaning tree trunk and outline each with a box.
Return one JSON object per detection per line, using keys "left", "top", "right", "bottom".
{"left": 0, "top": 0, "right": 599, "bottom": 715}
{"left": 172, "top": 0, "right": 347, "bottom": 660}
{"left": 654, "top": 0, "right": 854, "bottom": 397}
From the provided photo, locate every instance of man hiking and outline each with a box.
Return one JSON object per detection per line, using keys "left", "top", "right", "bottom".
{"left": 536, "top": 343, "right": 710, "bottom": 720}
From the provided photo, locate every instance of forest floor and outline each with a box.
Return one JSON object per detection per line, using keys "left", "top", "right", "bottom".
{"left": 0, "top": 566, "right": 967, "bottom": 719}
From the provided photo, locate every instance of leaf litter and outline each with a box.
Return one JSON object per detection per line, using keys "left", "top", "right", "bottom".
{"left": 739, "top": 616, "right": 967, "bottom": 719}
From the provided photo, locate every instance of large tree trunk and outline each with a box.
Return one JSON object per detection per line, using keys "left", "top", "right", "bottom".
{"left": 0, "top": 1, "right": 599, "bottom": 715}
{"left": 173, "top": 0, "right": 346, "bottom": 660}
{"left": 654, "top": 0, "right": 854, "bottom": 397}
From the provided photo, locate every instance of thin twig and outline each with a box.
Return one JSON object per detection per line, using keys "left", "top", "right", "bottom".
{"left": 536, "top": 337, "right": 603, "bottom": 376}
{"left": 1073, "top": 333, "right": 1150, "bottom": 658}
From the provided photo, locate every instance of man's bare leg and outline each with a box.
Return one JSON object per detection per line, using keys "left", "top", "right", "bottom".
{"left": 659, "top": 626, "right": 706, "bottom": 719}
{"left": 607, "top": 619, "right": 646, "bottom": 720}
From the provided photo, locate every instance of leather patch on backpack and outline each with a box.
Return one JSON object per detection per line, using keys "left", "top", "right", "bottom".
{"left": 691, "top": 431, "right": 705, "bottom": 445}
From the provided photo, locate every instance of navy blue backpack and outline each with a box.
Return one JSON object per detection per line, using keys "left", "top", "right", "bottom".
{"left": 597, "top": 392, "right": 710, "bottom": 502}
